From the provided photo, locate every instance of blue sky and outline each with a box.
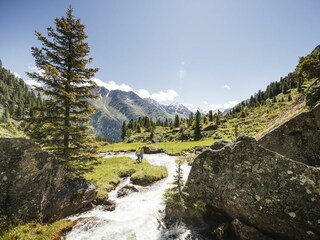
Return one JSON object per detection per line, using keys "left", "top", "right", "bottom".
{"left": 1, "top": 0, "right": 320, "bottom": 110}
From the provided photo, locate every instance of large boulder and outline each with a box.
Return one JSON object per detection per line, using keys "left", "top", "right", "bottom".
{"left": 143, "top": 145, "right": 164, "bottom": 154}
{"left": 258, "top": 104, "right": 320, "bottom": 166}
{"left": 184, "top": 135, "right": 320, "bottom": 240}
{"left": 0, "top": 138, "right": 97, "bottom": 230}
{"left": 203, "top": 124, "right": 218, "bottom": 131}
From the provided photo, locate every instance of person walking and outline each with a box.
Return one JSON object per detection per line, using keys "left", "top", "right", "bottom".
{"left": 136, "top": 147, "right": 141, "bottom": 162}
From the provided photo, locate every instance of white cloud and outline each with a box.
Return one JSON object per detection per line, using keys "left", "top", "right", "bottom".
{"left": 136, "top": 88, "right": 178, "bottom": 103}
{"left": 208, "top": 100, "right": 239, "bottom": 111}
{"left": 136, "top": 89, "right": 151, "bottom": 98}
{"left": 13, "top": 72, "right": 21, "bottom": 79}
{"left": 92, "top": 78, "right": 134, "bottom": 92}
{"left": 203, "top": 100, "right": 208, "bottom": 105}
{"left": 223, "top": 84, "right": 230, "bottom": 89}
{"left": 93, "top": 78, "right": 178, "bottom": 103}
{"left": 149, "top": 89, "right": 178, "bottom": 103}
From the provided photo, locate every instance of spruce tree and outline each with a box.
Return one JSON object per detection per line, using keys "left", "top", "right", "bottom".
{"left": 234, "top": 124, "right": 239, "bottom": 138}
{"left": 203, "top": 115, "right": 207, "bottom": 124}
{"left": 194, "top": 110, "right": 202, "bottom": 141}
{"left": 297, "top": 79, "right": 303, "bottom": 93}
{"left": 282, "top": 82, "right": 288, "bottom": 94}
{"left": 26, "top": 7, "right": 99, "bottom": 165}
{"left": 208, "top": 110, "right": 213, "bottom": 121}
{"left": 137, "top": 123, "right": 141, "bottom": 133}
{"left": 174, "top": 114, "right": 180, "bottom": 128}
{"left": 296, "top": 49, "right": 320, "bottom": 106}
{"left": 121, "top": 121, "right": 127, "bottom": 141}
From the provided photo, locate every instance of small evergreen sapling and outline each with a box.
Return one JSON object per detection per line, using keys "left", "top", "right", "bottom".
{"left": 173, "top": 159, "right": 185, "bottom": 197}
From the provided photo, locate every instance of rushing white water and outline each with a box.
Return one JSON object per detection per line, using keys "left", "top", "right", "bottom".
{"left": 65, "top": 153, "right": 192, "bottom": 240}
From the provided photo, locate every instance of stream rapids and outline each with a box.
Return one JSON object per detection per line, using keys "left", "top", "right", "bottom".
{"left": 64, "top": 153, "right": 196, "bottom": 240}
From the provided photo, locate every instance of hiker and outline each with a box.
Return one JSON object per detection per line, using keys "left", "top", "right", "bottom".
{"left": 140, "top": 147, "right": 144, "bottom": 163}
{"left": 136, "top": 147, "right": 141, "bottom": 162}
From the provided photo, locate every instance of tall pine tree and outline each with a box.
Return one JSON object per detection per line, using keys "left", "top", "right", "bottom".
{"left": 26, "top": 7, "right": 99, "bottom": 165}
{"left": 174, "top": 114, "right": 180, "bottom": 128}
{"left": 121, "top": 121, "right": 127, "bottom": 141}
{"left": 194, "top": 110, "right": 202, "bottom": 141}
{"left": 208, "top": 110, "right": 213, "bottom": 122}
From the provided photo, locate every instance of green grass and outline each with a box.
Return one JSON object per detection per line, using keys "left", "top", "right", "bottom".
{"left": 101, "top": 139, "right": 215, "bottom": 155}
{"left": 83, "top": 156, "right": 168, "bottom": 195}
{"left": 151, "top": 139, "right": 215, "bottom": 154}
{"left": 131, "top": 163, "right": 168, "bottom": 186}
{"left": 0, "top": 219, "right": 75, "bottom": 240}
{"left": 100, "top": 142, "right": 146, "bottom": 153}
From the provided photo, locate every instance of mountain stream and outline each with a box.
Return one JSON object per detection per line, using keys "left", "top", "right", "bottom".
{"left": 64, "top": 153, "right": 195, "bottom": 240}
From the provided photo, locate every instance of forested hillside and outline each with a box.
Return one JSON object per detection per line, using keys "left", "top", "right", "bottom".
{"left": 0, "top": 60, "right": 42, "bottom": 137}
{"left": 123, "top": 45, "right": 320, "bottom": 144}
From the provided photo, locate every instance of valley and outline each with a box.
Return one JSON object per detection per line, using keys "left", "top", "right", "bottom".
{"left": 1, "top": 2, "right": 320, "bottom": 240}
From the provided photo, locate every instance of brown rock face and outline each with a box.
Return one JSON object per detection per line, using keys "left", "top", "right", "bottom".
{"left": 258, "top": 104, "right": 320, "bottom": 166}
{"left": 185, "top": 135, "right": 320, "bottom": 240}
{"left": 0, "top": 138, "right": 97, "bottom": 229}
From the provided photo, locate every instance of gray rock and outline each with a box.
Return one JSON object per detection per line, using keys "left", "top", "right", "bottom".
{"left": 143, "top": 145, "right": 164, "bottom": 154}
{"left": 210, "top": 140, "right": 229, "bottom": 150}
{"left": 258, "top": 104, "right": 320, "bottom": 166}
{"left": 117, "top": 184, "right": 139, "bottom": 197}
{"left": 185, "top": 135, "right": 320, "bottom": 240}
{"left": 102, "top": 200, "right": 116, "bottom": 211}
{"left": 203, "top": 124, "right": 218, "bottom": 131}
{"left": 194, "top": 146, "right": 205, "bottom": 153}
{"left": 0, "top": 138, "right": 97, "bottom": 229}
{"left": 230, "top": 219, "right": 273, "bottom": 240}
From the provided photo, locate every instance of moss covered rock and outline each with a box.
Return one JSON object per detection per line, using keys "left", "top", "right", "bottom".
{"left": 0, "top": 138, "right": 96, "bottom": 230}
{"left": 185, "top": 135, "right": 320, "bottom": 240}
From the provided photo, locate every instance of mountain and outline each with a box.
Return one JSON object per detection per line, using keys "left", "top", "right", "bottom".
{"left": 90, "top": 86, "right": 200, "bottom": 141}
{"left": 184, "top": 104, "right": 205, "bottom": 114}
{"left": 91, "top": 87, "right": 174, "bottom": 141}
{"left": 145, "top": 98, "right": 197, "bottom": 117}
{"left": 163, "top": 102, "right": 192, "bottom": 118}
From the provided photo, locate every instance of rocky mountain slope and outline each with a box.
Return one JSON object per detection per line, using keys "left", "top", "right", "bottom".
{"left": 90, "top": 86, "right": 192, "bottom": 141}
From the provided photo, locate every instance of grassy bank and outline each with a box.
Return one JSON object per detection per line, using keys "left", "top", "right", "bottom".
{"left": 0, "top": 219, "right": 74, "bottom": 240}
{"left": 83, "top": 156, "right": 168, "bottom": 196}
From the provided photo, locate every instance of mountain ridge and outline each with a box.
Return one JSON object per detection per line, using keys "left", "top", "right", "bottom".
{"left": 90, "top": 86, "right": 195, "bottom": 141}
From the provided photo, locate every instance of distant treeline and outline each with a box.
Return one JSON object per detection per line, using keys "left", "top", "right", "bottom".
{"left": 229, "top": 72, "right": 302, "bottom": 117}
{"left": 0, "top": 60, "right": 42, "bottom": 121}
